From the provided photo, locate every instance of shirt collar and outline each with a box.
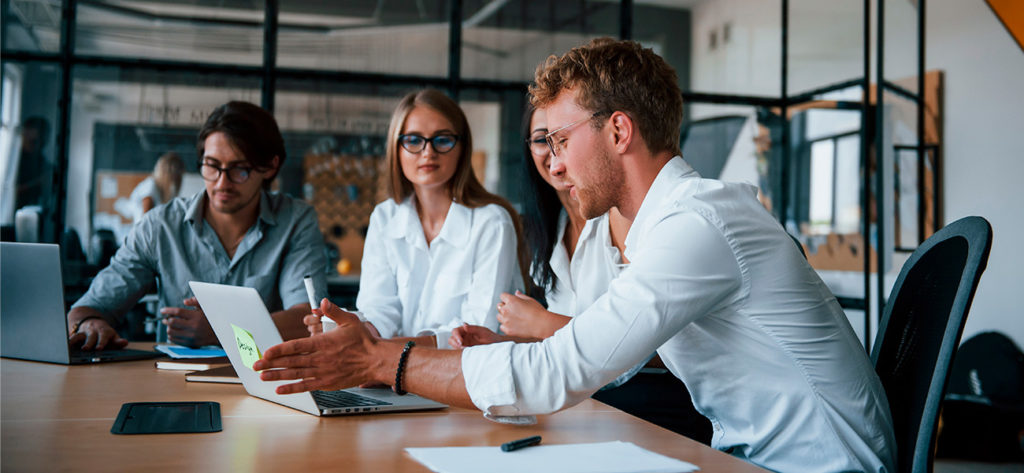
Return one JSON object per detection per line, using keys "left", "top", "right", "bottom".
{"left": 256, "top": 191, "right": 278, "bottom": 227}
{"left": 386, "top": 195, "right": 471, "bottom": 248}
{"left": 550, "top": 209, "right": 571, "bottom": 282}
{"left": 386, "top": 196, "right": 415, "bottom": 239}
{"left": 184, "top": 189, "right": 276, "bottom": 229}
{"left": 623, "top": 156, "right": 697, "bottom": 261}
{"left": 434, "top": 200, "right": 471, "bottom": 247}
{"left": 184, "top": 189, "right": 207, "bottom": 230}
{"left": 579, "top": 213, "right": 600, "bottom": 243}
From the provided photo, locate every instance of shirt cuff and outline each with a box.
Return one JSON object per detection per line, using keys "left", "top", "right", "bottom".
{"left": 362, "top": 314, "right": 396, "bottom": 339}
{"left": 413, "top": 328, "right": 453, "bottom": 349}
{"left": 462, "top": 342, "right": 519, "bottom": 415}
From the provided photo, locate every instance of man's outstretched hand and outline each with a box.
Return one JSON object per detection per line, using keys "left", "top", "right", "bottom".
{"left": 254, "top": 299, "right": 386, "bottom": 394}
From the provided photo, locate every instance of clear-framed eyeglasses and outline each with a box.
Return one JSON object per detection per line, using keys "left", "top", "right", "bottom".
{"left": 543, "top": 111, "right": 608, "bottom": 157}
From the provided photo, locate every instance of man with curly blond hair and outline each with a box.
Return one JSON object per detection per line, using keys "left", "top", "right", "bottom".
{"left": 256, "top": 38, "right": 896, "bottom": 473}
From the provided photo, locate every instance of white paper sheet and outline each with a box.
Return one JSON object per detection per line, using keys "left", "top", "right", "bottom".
{"left": 405, "top": 440, "right": 699, "bottom": 473}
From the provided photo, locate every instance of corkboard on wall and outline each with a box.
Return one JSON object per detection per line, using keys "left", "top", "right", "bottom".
{"left": 805, "top": 233, "right": 877, "bottom": 273}
{"left": 304, "top": 154, "right": 389, "bottom": 275}
{"left": 94, "top": 171, "right": 150, "bottom": 224}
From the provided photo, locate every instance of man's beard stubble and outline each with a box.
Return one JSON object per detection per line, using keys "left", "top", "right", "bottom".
{"left": 576, "top": 146, "right": 623, "bottom": 220}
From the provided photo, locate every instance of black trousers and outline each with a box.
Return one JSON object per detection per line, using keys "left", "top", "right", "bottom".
{"left": 591, "top": 370, "right": 712, "bottom": 445}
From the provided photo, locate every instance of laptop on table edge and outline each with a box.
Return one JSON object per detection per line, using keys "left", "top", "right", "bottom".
{"left": 189, "top": 280, "right": 447, "bottom": 417}
{"left": 0, "top": 242, "right": 160, "bottom": 364}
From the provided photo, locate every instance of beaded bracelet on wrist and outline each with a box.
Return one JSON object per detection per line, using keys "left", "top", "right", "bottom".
{"left": 394, "top": 340, "right": 415, "bottom": 395}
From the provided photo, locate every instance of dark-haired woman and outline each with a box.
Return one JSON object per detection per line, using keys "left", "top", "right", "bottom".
{"left": 449, "top": 105, "right": 629, "bottom": 346}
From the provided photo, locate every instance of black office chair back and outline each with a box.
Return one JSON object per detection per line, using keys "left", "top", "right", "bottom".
{"left": 870, "top": 216, "right": 993, "bottom": 473}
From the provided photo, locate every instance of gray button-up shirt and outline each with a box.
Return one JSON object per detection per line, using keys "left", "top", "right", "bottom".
{"left": 73, "top": 189, "right": 328, "bottom": 340}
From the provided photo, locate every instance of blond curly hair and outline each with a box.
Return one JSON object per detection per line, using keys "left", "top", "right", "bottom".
{"left": 530, "top": 37, "right": 684, "bottom": 156}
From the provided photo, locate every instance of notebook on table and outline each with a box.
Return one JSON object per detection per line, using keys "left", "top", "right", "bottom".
{"left": 186, "top": 365, "right": 241, "bottom": 384}
{"left": 1, "top": 242, "right": 161, "bottom": 364}
{"left": 156, "top": 357, "right": 230, "bottom": 371}
{"left": 189, "top": 281, "right": 447, "bottom": 416}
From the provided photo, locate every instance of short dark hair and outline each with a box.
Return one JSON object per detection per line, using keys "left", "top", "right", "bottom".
{"left": 197, "top": 101, "right": 285, "bottom": 189}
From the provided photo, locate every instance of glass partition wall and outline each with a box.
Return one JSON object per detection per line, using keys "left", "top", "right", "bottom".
{"left": 1, "top": 0, "right": 926, "bottom": 350}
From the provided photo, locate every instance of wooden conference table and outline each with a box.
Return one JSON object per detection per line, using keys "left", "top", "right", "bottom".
{"left": 2, "top": 344, "right": 766, "bottom": 472}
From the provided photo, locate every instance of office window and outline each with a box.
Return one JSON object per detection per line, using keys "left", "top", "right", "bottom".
{"left": 684, "top": 103, "right": 772, "bottom": 209}
{"left": 67, "top": 65, "right": 261, "bottom": 243}
{"left": 631, "top": 3, "right": 693, "bottom": 94}
{"left": 457, "top": 87, "right": 528, "bottom": 203}
{"left": 809, "top": 139, "right": 836, "bottom": 234}
{"left": 788, "top": 0, "right": 864, "bottom": 95}
{"left": 0, "top": 61, "right": 62, "bottom": 240}
{"left": 882, "top": 0, "right": 921, "bottom": 95}
{"left": 883, "top": 89, "right": 923, "bottom": 249}
{"left": 460, "top": 0, "right": 618, "bottom": 82}
{"left": 688, "top": 0, "right": 781, "bottom": 97}
{"left": 808, "top": 135, "right": 859, "bottom": 236}
{"left": 275, "top": 2, "right": 448, "bottom": 76}
{"left": 75, "top": 1, "right": 266, "bottom": 65}
{"left": 801, "top": 109, "right": 862, "bottom": 236}
{"left": 273, "top": 79, "right": 410, "bottom": 277}
{"left": 3, "top": 0, "right": 63, "bottom": 53}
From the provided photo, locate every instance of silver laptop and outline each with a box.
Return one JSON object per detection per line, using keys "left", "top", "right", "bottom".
{"left": 189, "top": 281, "right": 447, "bottom": 416}
{"left": 0, "top": 242, "right": 161, "bottom": 364}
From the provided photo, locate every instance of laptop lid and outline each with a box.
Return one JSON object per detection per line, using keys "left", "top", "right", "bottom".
{"left": 189, "top": 281, "right": 446, "bottom": 416}
{"left": 1, "top": 242, "right": 161, "bottom": 364}
{"left": 1, "top": 242, "right": 73, "bottom": 364}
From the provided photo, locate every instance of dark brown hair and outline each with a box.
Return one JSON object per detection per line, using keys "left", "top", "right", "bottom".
{"left": 530, "top": 37, "right": 684, "bottom": 156}
{"left": 197, "top": 101, "right": 285, "bottom": 189}
{"left": 385, "top": 89, "right": 532, "bottom": 291}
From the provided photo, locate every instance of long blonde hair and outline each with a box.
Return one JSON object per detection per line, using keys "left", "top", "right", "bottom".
{"left": 385, "top": 89, "right": 532, "bottom": 291}
{"left": 153, "top": 151, "right": 184, "bottom": 202}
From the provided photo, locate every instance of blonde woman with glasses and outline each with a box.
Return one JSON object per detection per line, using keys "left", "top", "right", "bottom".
{"left": 307, "top": 89, "right": 529, "bottom": 351}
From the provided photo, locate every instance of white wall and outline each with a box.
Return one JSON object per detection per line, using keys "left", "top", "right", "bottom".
{"left": 689, "top": 0, "right": 1024, "bottom": 348}
{"left": 927, "top": 0, "right": 1024, "bottom": 346}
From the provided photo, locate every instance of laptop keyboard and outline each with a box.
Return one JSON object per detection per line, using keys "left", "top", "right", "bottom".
{"left": 311, "top": 390, "right": 392, "bottom": 408}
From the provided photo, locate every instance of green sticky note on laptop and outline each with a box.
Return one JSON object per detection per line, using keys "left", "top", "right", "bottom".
{"left": 231, "top": 323, "right": 261, "bottom": 370}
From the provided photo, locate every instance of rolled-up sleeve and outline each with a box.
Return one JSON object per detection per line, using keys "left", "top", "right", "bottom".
{"left": 71, "top": 215, "right": 159, "bottom": 323}
{"left": 462, "top": 341, "right": 519, "bottom": 414}
{"left": 462, "top": 211, "right": 742, "bottom": 415}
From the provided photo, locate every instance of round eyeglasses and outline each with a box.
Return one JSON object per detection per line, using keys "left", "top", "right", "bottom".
{"left": 198, "top": 162, "right": 255, "bottom": 184}
{"left": 399, "top": 134, "right": 459, "bottom": 154}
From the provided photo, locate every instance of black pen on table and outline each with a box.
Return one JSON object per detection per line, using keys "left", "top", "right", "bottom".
{"left": 501, "top": 435, "right": 542, "bottom": 452}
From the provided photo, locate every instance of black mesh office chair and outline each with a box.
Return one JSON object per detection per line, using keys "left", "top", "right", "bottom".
{"left": 870, "top": 216, "right": 993, "bottom": 473}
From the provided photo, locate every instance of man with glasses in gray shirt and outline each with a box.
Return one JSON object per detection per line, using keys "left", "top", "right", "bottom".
{"left": 68, "top": 101, "right": 327, "bottom": 349}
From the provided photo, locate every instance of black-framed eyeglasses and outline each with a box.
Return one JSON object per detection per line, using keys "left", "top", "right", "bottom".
{"left": 544, "top": 111, "right": 609, "bottom": 157}
{"left": 399, "top": 134, "right": 459, "bottom": 154}
{"left": 198, "top": 161, "right": 255, "bottom": 184}
{"left": 525, "top": 133, "right": 549, "bottom": 157}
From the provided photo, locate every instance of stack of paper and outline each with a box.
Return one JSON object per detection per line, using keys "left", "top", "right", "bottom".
{"left": 405, "top": 441, "right": 699, "bottom": 473}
